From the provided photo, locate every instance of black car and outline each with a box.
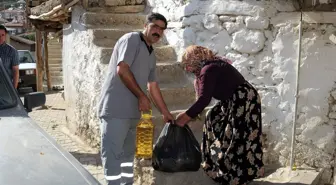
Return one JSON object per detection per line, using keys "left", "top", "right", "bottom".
{"left": 0, "top": 60, "right": 101, "bottom": 185}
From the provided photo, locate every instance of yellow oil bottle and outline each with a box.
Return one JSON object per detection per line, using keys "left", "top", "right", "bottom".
{"left": 135, "top": 110, "right": 154, "bottom": 159}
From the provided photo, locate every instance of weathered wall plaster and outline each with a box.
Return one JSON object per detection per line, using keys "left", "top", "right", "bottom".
{"left": 146, "top": 0, "right": 336, "bottom": 183}
{"left": 63, "top": 0, "right": 336, "bottom": 184}
{"left": 63, "top": 6, "right": 107, "bottom": 147}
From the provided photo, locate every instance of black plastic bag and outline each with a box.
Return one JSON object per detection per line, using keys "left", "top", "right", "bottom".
{"left": 152, "top": 122, "right": 202, "bottom": 172}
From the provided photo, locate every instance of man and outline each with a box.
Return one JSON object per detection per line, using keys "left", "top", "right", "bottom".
{"left": 0, "top": 25, "right": 19, "bottom": 89}
{"left": 97, "top": 13, "right": 174, "bottom": 185}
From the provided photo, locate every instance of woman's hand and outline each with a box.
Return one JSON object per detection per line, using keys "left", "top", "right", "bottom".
{"left": 175, "top": 112, "right": 192, "bottom": 127}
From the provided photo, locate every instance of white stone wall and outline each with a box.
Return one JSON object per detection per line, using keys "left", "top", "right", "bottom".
{"left": 148, "top": 0, "right": 336, "bottom": 183}
{"left": 62, "top": 6, "right": 107, "bottom": 147}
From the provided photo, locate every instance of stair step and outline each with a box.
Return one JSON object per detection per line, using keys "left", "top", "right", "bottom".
{"left": 50, "top": 71, "right": 63, "bottom": 76}
{"left": 49, "top": 54, "right": 62, "bottom": 58}
{"left": 48, "top": 66, "right": 62, "bottom": 72}
{"left": 88, "top": 5, "right": 145, "bottom": 13}
{"left": 48, "top": 58, "right": 62, "bottom": 64}
{"left": 155, "top": 45, "right": 177, "bottom": 62}
{"left": 48, "top": 63, "right": 62, "bottom": 67}
{"left": 158, "top": 84, "right": 195, "bottom": 109}
{"left": 100, "top": 46, "right": 177, "bottom": 65}
{"left": 134, "top": 162, "right": 322, "bottom": 185}
{"left": 92, "top": 29, "right": 168, "bottom": 48}
{"left": 156, "top": 62, "right": 188, "bottom": 84}
{"left": 50, "top": 76, "right": 63, "bottom": 84}
{"left": 82, "top": 12, "right": 146, "bottom": 29}
{"left": 47, "top": 45, "right": 62, "bottom": 49}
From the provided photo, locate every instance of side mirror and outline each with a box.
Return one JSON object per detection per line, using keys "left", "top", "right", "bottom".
{"left": 24, "top": 92, "right": 46, "bottom": 112}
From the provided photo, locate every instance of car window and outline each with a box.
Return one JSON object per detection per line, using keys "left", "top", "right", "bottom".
{"left": 18, "top": 51, "right": 35, "bottom": 64}
{"left": 0, "top": 71, "right": 17, "bottom": 109}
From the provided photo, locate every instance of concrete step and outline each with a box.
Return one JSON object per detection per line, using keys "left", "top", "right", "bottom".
{"left": 134, "top": 161, "right": 323, "bottom": 185}
{"left": 88, "top": 5, "right": 145, "bottom": 13}
{"left": 48, "top": 63, "right": 62, "bottom": 68}
{"left": 42, "top": 84, "right": 64, "bottom": 91}
{"left": 47, "top": 45, "right": 62, "bottom": 49}
{"left": 50, "top": 76, "right": 63, "bottom": 85}
{"left": 49, "top": 66, "right": 62, "bottom": 72}
{"left": 156, "top": 62, "right": 188, "bottom": 84}
{"left": 92, "top": 28, "right": 168, "bottom": 48}
{"left": 48, "top": 58, "right": 62, "bottom": 64}
{"left": 155, "top": 45, "right": 177, "bottom": 62}
{"left": 50, "top": 71, "right": 63, "bottom": 77}
{"left": 100, "top": 46, "right": 177, "bottom": 64}
{"left": 250, "top": 167, "right": 322, "bottom": 185}
{"left": 158, "top": 84, "right": 195, "bottom": 109}
{"left": 48, "top": 54, "right": 62, "bottom": 59}
{"left": 82, "top": 12, "right": 146, "bottom": 29}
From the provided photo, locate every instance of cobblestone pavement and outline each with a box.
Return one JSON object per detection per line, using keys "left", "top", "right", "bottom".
{"left": 27, "top": 91, "right": 106, "bottom": 185}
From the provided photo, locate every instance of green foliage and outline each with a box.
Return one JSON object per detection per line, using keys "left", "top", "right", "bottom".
{"left": 21, "top": 33, "right": 35, "bottom": 41}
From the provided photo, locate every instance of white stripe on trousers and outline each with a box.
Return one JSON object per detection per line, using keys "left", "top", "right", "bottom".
{"left": 105, "top": 173, "right": 134, "bottom": 181}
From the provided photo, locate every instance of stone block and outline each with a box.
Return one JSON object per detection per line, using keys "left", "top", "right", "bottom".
{"left": 245, "top": 16, "right": 270, "bottom": 30}
{"left": 154, "top": 45, "right": 177, "bottom": 62}
{"left": 92, "top": 29, "right": 167, "bottom": 48}
{"left": 183, "top": 0, "right": 266, "bottom": 17}
{"left": 134, "top": 159, "right": 217, "bottom": 185}
{"left": 92, "top": 28, "right": 141, "bottom": 48}
{"left": 82, "top": 12, "right": 146, "bottom": 29}
{"left": 88, "top": 5, "right": 145, "bottom": 13}
{"left": 203, "top": 14, "right": 222, "bottom": 33}
{"left": 156, "top": 63, "right": 188, "bottom": 85}
{"left": 231, "top": 29, "right": 266, "bottom": 54}
{"left": 105, "top": 0, "right": 144, "bottom": 6}
{"left": 158, "top": 85, "right": 195, "bottom": 111}
{"left": 99, "top": 46, "right": 177, "bottom": 64}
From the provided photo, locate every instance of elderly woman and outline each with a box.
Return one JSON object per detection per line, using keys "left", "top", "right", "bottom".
{"left": 176, "top": 45, "right": 264, "bottom": 185}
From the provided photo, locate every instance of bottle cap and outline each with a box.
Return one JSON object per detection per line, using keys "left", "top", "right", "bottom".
{"left": 141, "top": 110, "right": 152, "bottom": 119}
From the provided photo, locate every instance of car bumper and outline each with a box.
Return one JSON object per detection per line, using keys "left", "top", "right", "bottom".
{"left": 18, "top": 75, "right": 36, "bottom": 87}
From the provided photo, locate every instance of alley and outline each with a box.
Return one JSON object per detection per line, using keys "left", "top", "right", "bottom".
{"left": 28, "top": 91, "right": 106, "bottom": 185}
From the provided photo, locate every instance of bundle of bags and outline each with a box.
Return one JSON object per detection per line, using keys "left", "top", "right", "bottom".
{"left": 152, "top": 122, "right": 202, "bottom": 172}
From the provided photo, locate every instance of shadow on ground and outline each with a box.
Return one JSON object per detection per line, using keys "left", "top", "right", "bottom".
{"left": 71, "top": 151, "right": 103, "bottom": 166}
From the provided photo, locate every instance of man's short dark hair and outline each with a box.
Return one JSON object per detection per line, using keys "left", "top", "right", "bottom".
{"left": 0, "top": 25, "right": 8, "bottom": 33}
{"left": 146, "top": 13, "right": 168, "bottom": 29}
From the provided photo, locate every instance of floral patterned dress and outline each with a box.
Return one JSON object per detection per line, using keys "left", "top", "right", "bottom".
{"left": 201, "top": 81, "right": 264, "bottom": 185}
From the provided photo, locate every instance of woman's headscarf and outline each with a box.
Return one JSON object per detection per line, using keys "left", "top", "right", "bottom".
{"left": 181, "top": 45, "right": 216, "bottom": 76}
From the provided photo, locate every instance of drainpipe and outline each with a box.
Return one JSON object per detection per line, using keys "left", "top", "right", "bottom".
{"left": 289, "top": 8, "right": 303, "bottom": 170}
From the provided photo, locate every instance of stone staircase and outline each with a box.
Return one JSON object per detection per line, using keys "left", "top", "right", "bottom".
{"left": 81, "top": 7, "right": 213, "bottom": 185}
{"left": 81, "top": 10, "right": 203, "bottom": 137}
{"left": 46, "top": 38, "right": 64, "bottom": 89}
{"left": 80, "top": 6, "right": 324, "bottom": 185}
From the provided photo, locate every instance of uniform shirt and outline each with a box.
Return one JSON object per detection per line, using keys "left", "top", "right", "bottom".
{"left": 97, "top": 32, "right": 157, "bottom": 119}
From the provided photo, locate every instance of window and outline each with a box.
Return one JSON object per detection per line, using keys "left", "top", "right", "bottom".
{"left": 0, "top": 70, "right": 17, "bottom": 109}
{"left": 18, "top": 51, "right": 35, "bottom": 64}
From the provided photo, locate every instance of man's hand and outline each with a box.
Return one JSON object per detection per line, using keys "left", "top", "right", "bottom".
{"left": 138, "top": 95, "right": 151, "bottom": 112}
{"left": 162, "top": 111, "right": 174, "bottom": 123}
{"left": 148, "top": 82, "right": 173, "bottom": 122}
